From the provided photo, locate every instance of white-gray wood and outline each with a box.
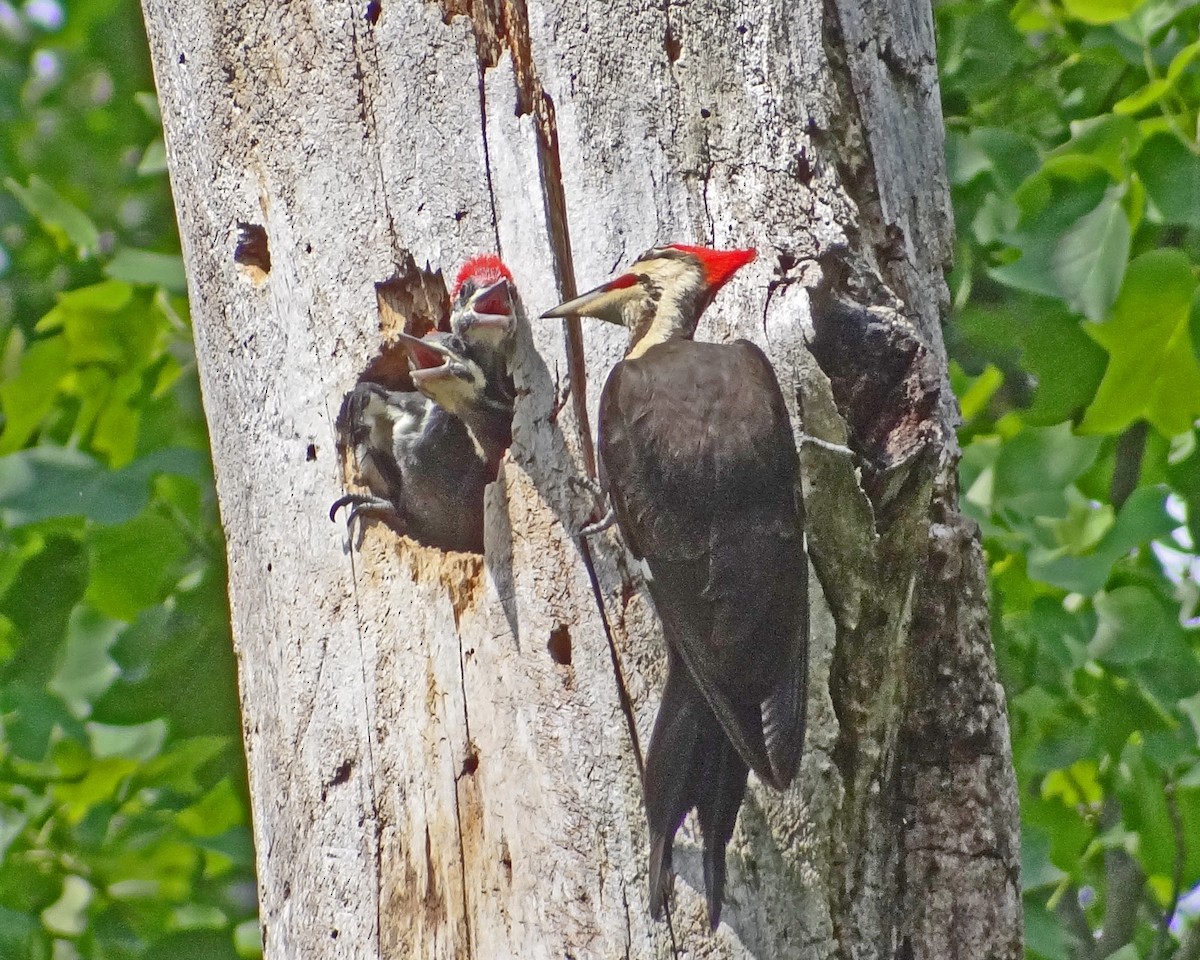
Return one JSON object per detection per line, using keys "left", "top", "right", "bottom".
{"left": 140, "top": 0, "right": 1021, "bottom": 956}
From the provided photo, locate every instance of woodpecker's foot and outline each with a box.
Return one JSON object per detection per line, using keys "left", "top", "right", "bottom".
{"left": 796, "top": 433, "right": 854, "bottom": 456}
{"left": 567, "top": 473, "right": 605, "bottom": 499}
{"left": 330, "top": 494, "right": 404, "bottom": 540}
{"left": 577, "top": 505, "right": 617, "bottom": 539}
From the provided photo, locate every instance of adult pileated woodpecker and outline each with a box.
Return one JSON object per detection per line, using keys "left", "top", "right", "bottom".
{"left": 543, "top": 244, "right": 808, "bottom": 928}
{"left": 331, "top": 258, "right": 517, "bottom": 553}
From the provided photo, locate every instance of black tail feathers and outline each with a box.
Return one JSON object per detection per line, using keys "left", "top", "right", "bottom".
{"left": 643, "top": 660, "right": 750, "bottom": 928}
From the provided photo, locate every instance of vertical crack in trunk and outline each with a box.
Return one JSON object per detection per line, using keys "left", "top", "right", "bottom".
{"left": 453, "top": 631, "right": 476, "bottom": 959}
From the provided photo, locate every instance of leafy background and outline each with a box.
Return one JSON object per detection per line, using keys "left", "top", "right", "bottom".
{"left": 1, "top": 0, "right": 1199, "bottom": 957}
{"left": 0, "top": 0, "right": 257, "bottom": 957}
{"left": 941, "top": 0, "right": 1200, "bottom": 957}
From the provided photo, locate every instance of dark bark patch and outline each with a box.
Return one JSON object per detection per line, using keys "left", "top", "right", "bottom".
{"left": 807, "top": 292, "right": 940, "bottom": 490}
{"left": 664, "top": 23, "right": 682, "bottom": 63}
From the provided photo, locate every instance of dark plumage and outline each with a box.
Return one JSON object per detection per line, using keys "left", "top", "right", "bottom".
{"left": 544, "top": 244, "right": 808, "bottom": 927}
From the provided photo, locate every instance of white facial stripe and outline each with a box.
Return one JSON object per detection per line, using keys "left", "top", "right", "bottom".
{"left": 624, "top": 257, "right": 705, "bottom": 358}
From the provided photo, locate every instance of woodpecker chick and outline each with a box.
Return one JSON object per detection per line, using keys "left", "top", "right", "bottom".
{"left": 331, "top": 382, "right": 423, "bottom": 529}
{"left": 399, "top": 331, "right": 513, "bottom": 476}
{"left": 449, "top": 255, "right": 517, "bottom": 397}
{"left": 331, "top": 333, "right": 511, "bottom": 554}
{"left": 543, "top": 244, "right": 808, "bottom": 929}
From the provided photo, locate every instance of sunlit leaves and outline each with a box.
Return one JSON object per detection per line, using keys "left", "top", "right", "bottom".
{"left": 6, "top": 176, "right": 100, "bottom": 258}
{"left": 940, "top": 1, "right": 1200, "bottom": 956}
{"left": 1082, "top": 249, "right": 1200, "bottom": 436}
{"left": 0, "top": 5, "right": 254, "bottom": 957}
{"left": 1061, "top": 0, "right": 1149, "bottom": 25}
{"left": 1052, "top": 186, "right": 1131, "bottom": 322}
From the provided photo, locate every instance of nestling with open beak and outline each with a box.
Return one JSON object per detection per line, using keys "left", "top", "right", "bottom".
{"left": 449, "top": 254, "right": 517, "bottom": 397}
{"left": 331, "top": 254, "right": 519, "bottom": 554}
{"left": 543, "top": 243, "right": 809, "bottom": 929}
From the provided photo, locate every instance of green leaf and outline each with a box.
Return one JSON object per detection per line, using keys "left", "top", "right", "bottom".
{"left": 1052, "top": 185, "right": 1131, "bottom": 322}
{"left": 86, "top": 514, "right": 188, "bottom": 620}
{"left": 1136, "top": 133, "right": 1200, "bottom": 229}
{"left": 1023, "top": 826, "right": 1069, "bottom": 890}
{"left": 48, "top": 605, "right": 123, "bottom": 718}
{"left": 55, "top": 756, "right": 140, "bottom": 824}
{"left": 1021, "top": 304, "right": 1108, "bottom": 424}
{"left": 1024, "top": 897, "right": 1071, "bottom": 960}
{"left": 6, "top": 177, "right": 100, "bottom": 259}
{"left": 1029, "top": 485, "right": 1175, "bottom": 593}
{"left": 0, "top": 333, "right": 69, "bottom": 454}
{"left": 137, "top": 138, "right": 168, "bottom": 176}
{"left": 178, "top": 779, "right": 244, "bottom": 838}
{"left": 0, "top": 446, "right": 207, "bottom": 527}
{"left": 1048, "top": 115, "right": 1140, "bottom": 180}
{"left": 992, "top": 423, "right": 1103, "bottom": 518}
{"left": 1113, "top": 77, "right": 1172, "bottom": 114}
{"left": 87, "top": 719, "right": 168, "bottom": 761}
{"left": 956, "top": 364, "right": 1005, "bottom": 421}
{"left": 40, "top": 876, "right": 92, "bottom": 937}
{"left": 104, "top": 248, "right": 187, "bottom": 293}
{"left": 1062, "top": 0, "right": 1149, "bottom": 24}
{"left": 1082, "top": 249, "right": 1200, "bottom": 436}
{"left": 1089, "top": 586, "right": 1170, "bottom": 664}
{"left": 135, "top": 736, "right": 231, "bottom": 794}
{"left": 991, "top": 174, "right": 1110, "bottom": 298}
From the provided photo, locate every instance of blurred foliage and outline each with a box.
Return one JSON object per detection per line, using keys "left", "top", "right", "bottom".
{"left": 0, "top": 2, "right": 258, "bottom": 959}
{"left": 939, "top": 0, "right": 1200, "bottom": 956}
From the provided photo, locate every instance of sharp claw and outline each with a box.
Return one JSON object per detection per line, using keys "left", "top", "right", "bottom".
{"left": 568, "top": 473, "right": 605, "bottom": 499}
{"left": 329, "top": 494, "right": 403, "bottom": 544}
{"left": 330, "top": 493, "right": 362, "bottom": 522}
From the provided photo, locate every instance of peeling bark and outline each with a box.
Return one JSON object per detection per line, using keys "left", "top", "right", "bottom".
{"left": 140, "top": 0, "right": 1022, "bottom": 957}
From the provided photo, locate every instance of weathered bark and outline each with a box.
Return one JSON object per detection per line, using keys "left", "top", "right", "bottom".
{"left": 141, "top": 0, "right": 1022, "bottom": 957}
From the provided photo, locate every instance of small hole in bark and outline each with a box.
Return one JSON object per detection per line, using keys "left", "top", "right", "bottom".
{"left": 365, "top": 0, "right": 381, "bottom": 24}
{"left": 234, "top": 222, "right": 271, "bottom": 282}
{"left": 700, "top": 107, "right": 711, "bottom": 119}
{"left": 305, "top": 242, "right": 312, "bottom": 254}
{"left": 776, "top": 251, "right": 797, "bottom": 274}
{"left": 793, "top": 151, "right": 813, "bottom": 185}
{"left": 266, "top": 562, "right": 272, "bottom": 573}
{"left": 178, "top": 53, "right": 186, "bottom": 64}
{"left": 548, "top": 625, "right": 572, "bottom": 665}
{"left": 306, "top": 443, "right": 317, "bottom": 461}
{"left": 461, "top": 750, "right": 479, "bottom": 777}
{"left": 331, "top": 930, "right": 340, "bottom": 940}
{"left": 664, "top": 24, "right": 682, "bottom": 63}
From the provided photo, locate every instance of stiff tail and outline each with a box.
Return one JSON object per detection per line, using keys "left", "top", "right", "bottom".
{"left": 696, "top": 733, "right": 749, "bottom": 929}
{"left": 644, "top": 657, "right": 749, "bottom": 928}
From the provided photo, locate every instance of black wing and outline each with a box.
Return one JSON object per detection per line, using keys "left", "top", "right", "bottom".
{"left": 599, "top": 339, "right": 808, "bottom": 788}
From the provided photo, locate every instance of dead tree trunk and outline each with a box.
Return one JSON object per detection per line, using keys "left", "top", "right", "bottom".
{"left": 141, "top": 0, "right": 1022, "bottom": 956}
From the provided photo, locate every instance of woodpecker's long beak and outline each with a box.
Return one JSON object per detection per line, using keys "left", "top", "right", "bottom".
{"left": 541, "top": 273, "right": 642, "bottom": 324}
